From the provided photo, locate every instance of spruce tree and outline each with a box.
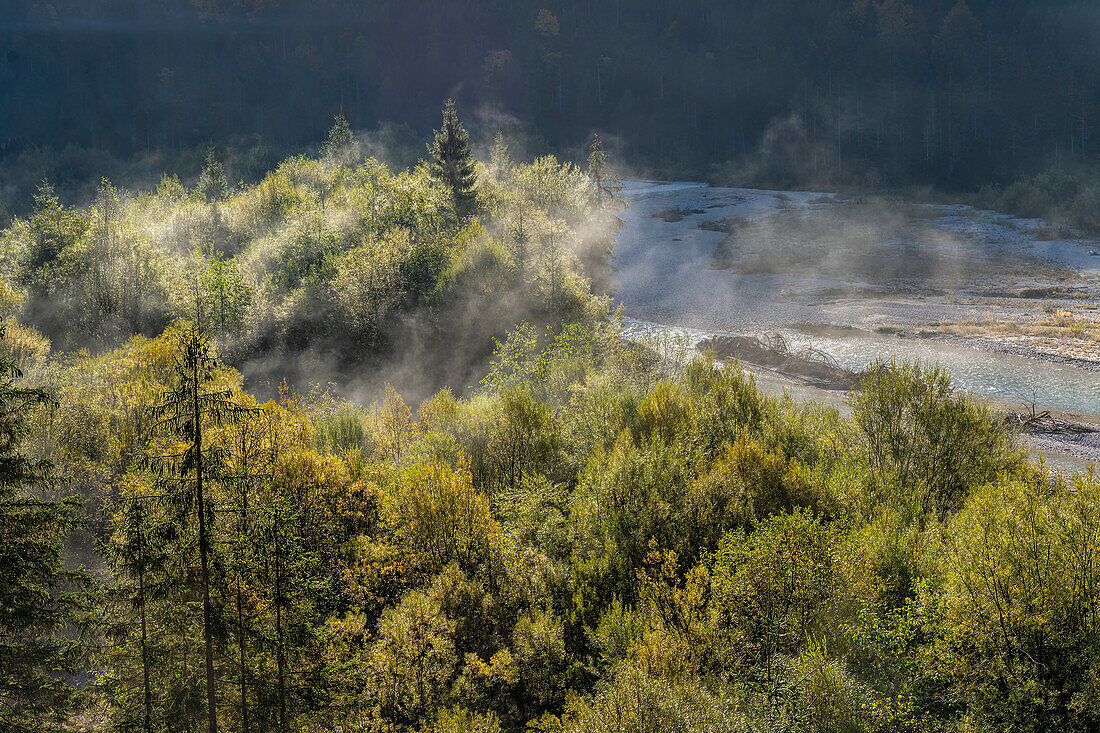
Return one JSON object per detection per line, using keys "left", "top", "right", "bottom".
{"left": 586, "top": 133, "right": 623, "bottom": 206}
{"left": 428, "top": 99, "right": 478, "bottom": 218}
{"left": 584, "top": 134, "right": 623, "bottom": 294}
{"left": 102, "top": 494, "right": 176, "bottom": 732}
{"left": 0, "top": 323, "right": 86, "bottom": 729}
{"left": 149, "top": 328, "right": 259, "bottom": 733}
{"left": 321, "top": 112, "right": 355, "bottom": 164}
{"left": 197, "top": 148, "right": 228, "bottom": 203}
{"left": 489, "top": 130, "right": 511, "bottom": 182}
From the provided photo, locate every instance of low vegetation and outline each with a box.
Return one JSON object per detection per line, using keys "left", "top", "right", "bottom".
{"left": 8, "top": 307, "right": 1100, "bottom": 731}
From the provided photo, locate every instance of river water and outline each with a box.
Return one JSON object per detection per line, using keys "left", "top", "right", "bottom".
{"left": 614, "top": 181, "right": 1100, "bottom": 421}
{"left": 623, "top": 317, "right": 1100, "bottom": 417}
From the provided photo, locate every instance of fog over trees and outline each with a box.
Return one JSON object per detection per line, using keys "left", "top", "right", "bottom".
{"left": 3, "top": 2, "right": 1100, "bottom": 732}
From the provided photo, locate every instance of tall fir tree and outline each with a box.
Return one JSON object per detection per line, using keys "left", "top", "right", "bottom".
{"left": 584, "top": 134, "right": 624, "bottom": 294}
{"left": 197, "top": 148, "right": 228, "bottom": 203}
{"left": 489, "top": 130, "right": 512, "bottom": 183}
{"left": 428, "top": 99, "right": 478, "bottom": 218}
{"left": 101, "top": 490, "right": 182, "bottom": 733}
{"left": 0, "top": 323, "right": 87, "bottom": 730}
{"left": 586, "top": 133, "right": 623, "bottom": 206}
{"left": 321, "top": 112, "right": 355, "bottom": 165}
{"left": 149, "top": 328, "right": 259, "bottom": 733}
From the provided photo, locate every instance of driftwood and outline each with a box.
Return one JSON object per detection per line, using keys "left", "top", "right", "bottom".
{"left": 696, "top": 332, "right": 866, "bottom": 390}
{"left": 1005, "top": 404, "right": 1099, "bottom": 434}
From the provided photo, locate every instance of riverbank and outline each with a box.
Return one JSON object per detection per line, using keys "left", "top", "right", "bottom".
{"left": 613, "top": 181, "right": 1100, "bottom": 470}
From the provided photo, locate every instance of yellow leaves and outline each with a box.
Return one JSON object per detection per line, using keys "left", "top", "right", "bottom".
{"left": 460, "top": 647, "right": 519, "bottom": 695}
{"left": 342, "top": 534, "right": 408, "bottom": 606}
{"left": 535, "top": 9, "right": 560, "bottom": 37}
{"left": 938, "top": 473, "right": 1100, "bottom": 688}
{"left": 390, "top": 455, "right": 500, "bottom": 572}
{"left": 273, "top": 445, "right": 351, "bottom": 509}
{"left": 368, "top": 385, "right": 417, "bottom": 463}
{"left": 635, "top": 380, "right": 689, "bottom": 444}
{"left": 0, "top": 320, "right": 50, "bottom": 375}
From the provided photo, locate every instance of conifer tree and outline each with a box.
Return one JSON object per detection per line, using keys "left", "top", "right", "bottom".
{"left": 428, "top": 99, "right": 478, "bottom": 218}
{"left": 198, "top": 148, "right": 228, "bottom": 203}
{"left": 321, "top": 112, "right": 355, "bottom": 164}
{"left": 586, "top": 134, "right": 623, "bottom": 207}
{"left": 150, "top": 328, "right": 258, "bottom": 733}
{"left": 102, "top": 493, "right": 177, "bottom": 733}
{"left": 584, "top": 134, "right": 623, "bottom": 294}
{"left": 0, "top": 323, "right": 87, "bottom": 729}
{"left": 489, "top": 130, "right": 512, "bottom": 183}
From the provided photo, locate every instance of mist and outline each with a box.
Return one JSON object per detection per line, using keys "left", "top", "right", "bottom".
{"left": 5, "top": 3, "right": 1100, "bottom": 732}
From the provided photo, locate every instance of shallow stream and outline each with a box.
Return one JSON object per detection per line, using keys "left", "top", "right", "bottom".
{"left": 623, "top": 318, "right": 1100, "bottom": 418}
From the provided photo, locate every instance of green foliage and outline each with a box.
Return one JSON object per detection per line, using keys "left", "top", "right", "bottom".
{"left": 424, "top": 705, "right": 502, "bottom": 733}
{"left": 197, "top": 147, "right": 229, "bottom": 203}
{"left": 0, "top": 262, "right": 1078, "bottom": 732}
{"left": 937, "top": 472, "right": 1100, "bottom": 731}
{"left": 321, "top": 112, "right": 356, "bottom": 166}
{"left": 0, "top": 325, "right": 88, "bottom": 730}
{"left": 1, "top": 118, "right": 612, "bottom": 392}
{"left": 24, "top": 180, "right": 89, "bottom": 284}
{"left": 850, "top": 360, "right": 1023, "bottom": 520}
{"left": 374, "top": 587, "right": 457, "bottom": 724}
{"left": 710, "top": 509, "right": 836, "bottom": 680}
{"left": 175, "top": 249, "right": 253, "bottom": 336}
{"left": 389, "top": 457, "right": 497, "bottom": 573}
{"left": 567, "top": 664, "right": 745, "bottom": 733}
{"left": 428, "top": 99, "right": 479, "bottom": 218}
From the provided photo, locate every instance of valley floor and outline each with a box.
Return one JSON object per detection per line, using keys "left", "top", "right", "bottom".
{"left": 612, "top": 180, "right": 1100, "bottom": 470}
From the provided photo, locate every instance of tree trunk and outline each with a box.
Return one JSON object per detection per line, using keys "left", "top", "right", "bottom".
{"left": 136, "top": 504, "right": 153, "bottom": 733}
{"left": 194, "top": 357, "right": 218, "bottom": 733}
{"left": 236, "top": 576, "right": 248, "bottom": 733}
{"left": 274, "top": 504, "right": 287, "bottom": 732}
{"left": 237, "top": 476, "right": 250, "bottom": 733}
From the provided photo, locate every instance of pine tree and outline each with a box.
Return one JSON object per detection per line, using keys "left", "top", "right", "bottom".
{"left": 586, "top": 134, "right": 623, "bottom": 207}
{"left": 149, "top": 328, "right": 259, "bottom": 733}
{"left": 0, "top": 323, "right": 87, "bottom": 729}
{"left": 222, "top": 415, "right": 270, "bottom": 733}
{"left": 428, "top": 99, "right": 479, "bottom": 218}
{"left": 321, "top": 112, "right": 355, "bottom": 164}
{"left": 584, "top": 134, "right": 624, "bottom": 294}
{"left": 102, "top": 493, "right": 176, "bottom": 732}
{"left": 489, "top": 130, "right": 512, "bottom": 183}
{"left": 197, "top": 148, "right": 228, "bottom": 203}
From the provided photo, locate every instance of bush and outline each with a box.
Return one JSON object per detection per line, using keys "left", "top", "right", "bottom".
{"left": 937, "top": 472, "right": 1100, "bottom": 731}
{"left": 999, "top": 181, "right": 1051, "bottom": 219}
{"left": 849, "top": 360, "right": 1023, "bottom": 520}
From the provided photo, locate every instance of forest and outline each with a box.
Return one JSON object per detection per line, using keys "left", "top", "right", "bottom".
{"left": 2, "top": 0, "right": 1099, "bottom": 224}
{"left": 2, "top": 101, "right": 1099, "bottom": 732}
{"left": 3, "top": 0, "right": 1100, "bottom": 730}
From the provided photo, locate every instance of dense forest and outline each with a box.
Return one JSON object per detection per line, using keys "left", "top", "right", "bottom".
{"left": 5, "top": 283, "right": 1100, "bottom": 731}
{"left": 2, "top": 0, "right": 1099, "bottom": 216}
{"left": 0, "top": 111, "right": 617, "bottom": 399}
{"left": 2, "top": 105, "right": 1099, "bottom": 731}
{"left": 3, "top": 2, "right": 1100, "bottom": 730}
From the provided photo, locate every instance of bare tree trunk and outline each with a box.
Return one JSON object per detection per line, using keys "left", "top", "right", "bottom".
{"left": 236, "top": 576, "right": 248, "bottom": 733}
{"left": 237, "top": 475, "right": 250, "bottom": 733}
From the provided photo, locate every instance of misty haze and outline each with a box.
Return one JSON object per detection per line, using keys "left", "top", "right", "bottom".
{"left": 2, "top": 2, "right": 1099, "bottom": 732}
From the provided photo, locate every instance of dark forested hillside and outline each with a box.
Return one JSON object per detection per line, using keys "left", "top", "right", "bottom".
{"left": 2, "top": 0, "right": 1099, "bottom": 197}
